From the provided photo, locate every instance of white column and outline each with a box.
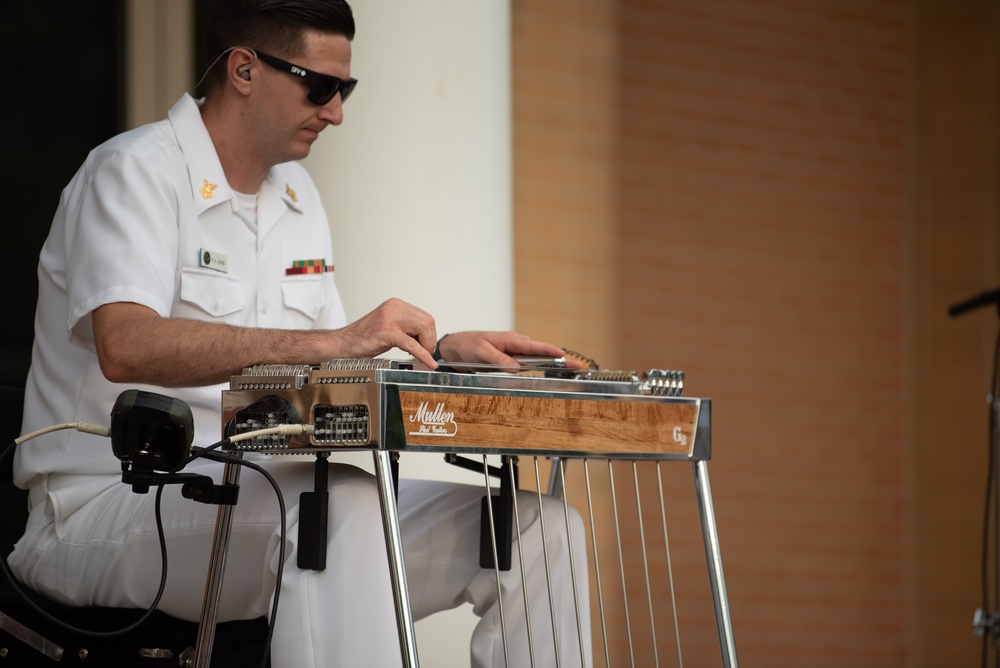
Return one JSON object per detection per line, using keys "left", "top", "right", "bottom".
{"left": 125, "top": 0, "right": 193, "bottom": 129}
{"left": 302, "top": 4, "right": 512, "bottom": 663}
{"left": 304, "top": 2, "right": 514, "bottom": 335}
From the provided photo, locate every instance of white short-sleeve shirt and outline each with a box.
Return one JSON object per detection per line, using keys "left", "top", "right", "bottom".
{"left": 16, "top": 94, "right": 348, "bottom": 517}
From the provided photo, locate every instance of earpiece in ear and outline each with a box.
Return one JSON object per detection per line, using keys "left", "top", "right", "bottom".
{"left": 239, "top": 65, "right": 251, "bottom": 80}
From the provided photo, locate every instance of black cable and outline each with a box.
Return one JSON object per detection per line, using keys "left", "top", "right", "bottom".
{"left": 1, "top": 434, "right": 288, "bottom": 668}
{"left": 189, "top": 443, "right": 287, "bottom": 668}
{"left": 0, "top": 436, "right": 170, "bottom": 639}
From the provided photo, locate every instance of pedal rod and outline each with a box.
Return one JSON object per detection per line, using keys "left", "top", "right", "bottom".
{"left": 0, "top": 610, "right": 64, "bottom": 662}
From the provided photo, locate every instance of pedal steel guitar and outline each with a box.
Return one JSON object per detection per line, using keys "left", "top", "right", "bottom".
{"left": 190, "top": 359, "right": 737, "bottom": 667}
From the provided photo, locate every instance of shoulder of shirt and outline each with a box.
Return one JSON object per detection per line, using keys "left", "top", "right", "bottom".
{"left": 81, "top": 118, "right": 182, "bottom": 174}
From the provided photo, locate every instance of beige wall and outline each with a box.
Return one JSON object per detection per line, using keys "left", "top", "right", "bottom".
{"left": 514, "top": 0, "right": 1000, "bottom": 666}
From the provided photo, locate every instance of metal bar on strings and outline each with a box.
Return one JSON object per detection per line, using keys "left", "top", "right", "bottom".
{"left": 373, "top": 450, "right": 419, "bottom": 668}
{"left": 482, "top": 455, "right": 511, "bottom": 667}
{"left": 507, "top": 457, "right": 536, "bottom": 668}
{"left": 632, "top": 461, "right": 659, "bottom": 668}
{"left": 692, "top": 460, "right": 738, "bottom": 668}
{"left": 533, "top": 457, "right": 562, "bottom": 668}
{"left": 608, "top": 460, "right": 635, "bottom": 667}
{"left": 584, "top": 459, "right": 611, "bottom": 668}
{"left": 558, "top": 458, "right": 589, "bottom": 667}
{"left": 548, "top": 457, "right": 564, "bottom": 497}
{"left": 656, "top": 462, "right": 683, "bottom": 668}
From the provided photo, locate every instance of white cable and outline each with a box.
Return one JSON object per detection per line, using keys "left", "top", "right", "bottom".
{"left": 15, "top": 422, "right": 112, "bottom": 445}
{"left": 226, "top": 423, "right": 314, "bottom": 444}
{"left": 14, "top": 421, "right": 312, "bottom": 448}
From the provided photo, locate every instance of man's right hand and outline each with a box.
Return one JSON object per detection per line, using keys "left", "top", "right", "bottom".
{"left": 331, "top": 298, "right": 438, "bottom": 369}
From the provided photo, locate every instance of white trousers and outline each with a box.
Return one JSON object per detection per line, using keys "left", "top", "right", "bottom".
{"left": 10, "top": 458, "right": 592, "bottom": 667}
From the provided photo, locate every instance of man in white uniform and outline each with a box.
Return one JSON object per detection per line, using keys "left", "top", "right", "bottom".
{"left": 9, "top": 1, "right": 591, "bottom": 666}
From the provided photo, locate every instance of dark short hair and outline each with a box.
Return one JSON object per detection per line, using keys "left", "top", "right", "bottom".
{"left": 204, "top": 0, "right": 355, "bottom": 94}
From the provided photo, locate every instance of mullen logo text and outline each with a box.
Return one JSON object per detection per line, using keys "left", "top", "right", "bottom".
{"left": 408, "top": 401, "right": 458, "bottom": 437}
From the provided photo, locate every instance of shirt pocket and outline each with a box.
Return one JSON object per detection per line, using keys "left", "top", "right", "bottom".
{"left": 178, "top": 268, "right": 245, "bottom": 319}
{"left": 281, "top": 276, "right": 326, "bottom": 321}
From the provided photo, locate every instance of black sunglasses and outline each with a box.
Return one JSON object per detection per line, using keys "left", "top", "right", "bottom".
{"left": 253, "top": 49, "right": 358, "bottom": 106}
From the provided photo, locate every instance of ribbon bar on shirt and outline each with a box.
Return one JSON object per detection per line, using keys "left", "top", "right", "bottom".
{"left": 286, "top": 259, "right": 334, "bottom": 275}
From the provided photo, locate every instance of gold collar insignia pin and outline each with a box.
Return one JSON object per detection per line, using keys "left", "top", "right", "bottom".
{"left": 200, "top": 179, "right": 218, "bottom": 199}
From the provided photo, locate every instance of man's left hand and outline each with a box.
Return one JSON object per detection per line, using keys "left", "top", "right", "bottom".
{"left": 435, "top": 331, "right": 579, "bottom": 369}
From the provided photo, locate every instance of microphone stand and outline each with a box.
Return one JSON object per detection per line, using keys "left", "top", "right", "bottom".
{"left": 952, "top": 289, "right": 1000, "bottom": 662}
{"left": 949, "top": 288, "right": 1000, "bottom": 319}
{"left": 974, "top": 394, "right": 1000, "bottom": 659}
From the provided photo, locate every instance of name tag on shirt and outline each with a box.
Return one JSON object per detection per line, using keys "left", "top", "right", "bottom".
{"left": 199, "top": 249, "right": 229, "bottom": 273}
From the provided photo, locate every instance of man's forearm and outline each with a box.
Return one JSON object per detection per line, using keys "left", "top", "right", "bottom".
{"left": 92, "top": 297, "right": 441, "bottom": 388}
{"left": 94, "top": 303, "right": 337, "bottom": 387}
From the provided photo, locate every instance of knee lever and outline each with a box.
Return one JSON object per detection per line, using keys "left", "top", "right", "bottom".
{"left": 297, "top": 452, "right": 330, "bottom": 570}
